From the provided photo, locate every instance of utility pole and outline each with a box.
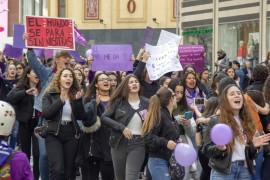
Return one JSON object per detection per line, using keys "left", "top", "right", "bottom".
{"left": 176, "top": 0, "right": 179, "bottom": 35}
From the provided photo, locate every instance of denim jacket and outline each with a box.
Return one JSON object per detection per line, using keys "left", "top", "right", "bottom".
{"left": 27, "top": 51, "right": 54, "bottom": 112}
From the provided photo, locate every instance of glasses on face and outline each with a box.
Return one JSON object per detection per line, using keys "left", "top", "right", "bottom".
{"left": 98, "top": 78, "right": 111, "bottom": 82}
{"left": 16, "top": 67, "right": 22, "bottom": 70}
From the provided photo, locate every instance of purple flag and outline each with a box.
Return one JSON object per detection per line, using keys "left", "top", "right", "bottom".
{"left": 3, "top": 44, "right": 23, "bottom": 59}
{"left": 34, "top": 49, "right": 45, "bottom": 60}
{"left": 44, "top": 49, "right": 54, "bottom": 58}
{"left": 74, "top": 27, "right": 87, "bottom": 47}
{"left": 178, "top": 45, "right": 205, "bottom": 73}
{"left": 92, "top": 44, "right": 133, "bottom": 71}
{"left": 13, "top": 24, "right": 26, "bottom": 48}
{"left": 140, "top": 26, "right": 154, "bottom": 48}
{"left": 69, "top": 51, "right": 85, "bottom": 64}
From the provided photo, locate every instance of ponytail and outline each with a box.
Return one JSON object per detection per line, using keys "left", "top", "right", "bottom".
{"left": 141, "top": 95, "right": 161, "bottom": 136}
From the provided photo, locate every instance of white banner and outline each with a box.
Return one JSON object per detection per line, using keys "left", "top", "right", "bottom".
{"left": 145, "top": 40, "right": 183, "bottom": 81}
{"left": 157, "top": 30, "right": 182, "bottom": 46}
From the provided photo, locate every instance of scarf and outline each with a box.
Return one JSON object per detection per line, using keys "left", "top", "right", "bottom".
{"left": 0, "top": 141, "right": 13, "bottom": 167}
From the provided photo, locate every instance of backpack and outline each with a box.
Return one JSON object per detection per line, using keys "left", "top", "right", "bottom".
{"left": 0, "top": 150, "right": 16, "bottom": 179}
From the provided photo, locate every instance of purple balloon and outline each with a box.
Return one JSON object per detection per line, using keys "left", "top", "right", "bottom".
{"left": 174, "top": 143, "right": 197, "bottom": 167}
{"left": 210, "top": 123, "right": 233, "bottom": 145}
{"left": 86, "top": 49, "right": 92, "bottom": 58}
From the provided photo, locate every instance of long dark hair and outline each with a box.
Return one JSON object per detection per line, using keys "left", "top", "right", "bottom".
{"left": 202, "top": 97, "right": 218, "bottom": 118}
{"left": 168, "top": 78, "right": 190, "bottom": 111}
{"left": 17, "top": 67, "right": 41, "bottom": 93}
{"left": 142, "top": 87, "right": 174, "bottom": 136}
{"left": 85, "top": 72, "right": 110, "bottom": 98}
{"left": 108, "top": 74, "right": 141, "bottom": 109}
{"left": 182, "top": 72, "right": 204, "bottom": 98}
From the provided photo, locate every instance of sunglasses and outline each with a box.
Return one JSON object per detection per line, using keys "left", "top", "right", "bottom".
{"left": 98, "top": 78, "right": 111, "bottom": 82}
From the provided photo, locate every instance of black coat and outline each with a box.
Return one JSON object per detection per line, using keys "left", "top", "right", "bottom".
{"left": 101, "top": 97, "right": 148, "bottom": 149}
{"left": 143, "top": 107, "right": 179, "bottom": 162}
{"left": 42, "top": 88, "right": 84, "bottom": 136}
{"left": 76, "top": 96, "right": 112, "bottom": 163}
{"left": 7, "top": 85, "right": 38, "bottom": 124}
{"left": 203, "top": 115, "right": 257, "bottom": 174}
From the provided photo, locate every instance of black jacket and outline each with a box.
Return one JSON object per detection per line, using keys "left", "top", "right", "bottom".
{"left": 244, "top": 81, "right": 264, "bottom": 92}
{"left": 203, "top": 115, "right": 257, "bottom": 174}
{"left": 76, "top": 96, "right": 112, "bottom": 163}
{"left": 101, "top": 97, "right": 148, "bottom": 149}
{"left": 0, "top": 77, "right": 19, "bottom": 101}
{"left": 133, "top": 61, "right": 159, "bottom": 98}
{"left": 42, "top": 88, "right": 84, "bottom": 136}
{"left": 7, "top": 85, "right": 38, "bottom": 124}
{"left": 143, "top": 107, "right": 179, "bottom": 162}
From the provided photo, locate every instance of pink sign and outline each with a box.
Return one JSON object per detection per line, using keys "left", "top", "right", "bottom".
{"left": 0, "top": 0, "right": 8, "bottom": 38}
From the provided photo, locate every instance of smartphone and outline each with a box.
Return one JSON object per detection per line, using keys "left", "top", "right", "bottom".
{"left": 194, "top": 98, "right": 205, "bottom": 105}
{"left": 184, "top": 111, "right": 192, "bottom": 120}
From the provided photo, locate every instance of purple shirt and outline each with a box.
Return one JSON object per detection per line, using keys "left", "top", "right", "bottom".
{"left": 10, "top": 152, "right": 33, "bottom": 180}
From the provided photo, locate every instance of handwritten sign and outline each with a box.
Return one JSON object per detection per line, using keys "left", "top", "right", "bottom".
{"left": 178, "top": 45, "right": 205, "bottom": 72}
{"left": 145, "top": 40, "right": 183, "bottom": 81}
{"left": 25, "top": 16, "right": 75, "bottom": 50}
{"left": 140, "top": 26, "right": 154, "bottom": 48}
{"left": 157, "top": 30, "right": 182, "bottom": 46}
{"left": 91, "top": 44, "right": 133, "bottom": 71}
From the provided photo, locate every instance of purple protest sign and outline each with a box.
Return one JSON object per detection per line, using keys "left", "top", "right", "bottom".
{"left": 178, "top": 45, "right": 205, "bottom": 72}
{"left": 44, "top": 49, "right": 54, "bottom": 58}
{"left": 140, "top": 26, "right": 154, "bottom": 48}
{"left": 69, "top": 51, "right": 85, "bottom": 64}
{"left": 92, "top": 44, "right": 133, "bottom": 71}
{"left": 3, "top": 44, "right": 23, "bottom": 59}
{"left": 74, "top": 27, "right": 87, "bottom": 47}
{"left": 13, "top": 24, "right": 26, "bottom": 48}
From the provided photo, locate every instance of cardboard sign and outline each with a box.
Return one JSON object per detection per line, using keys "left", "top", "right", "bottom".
{"left": 3, "top": 44, "right": 23, "bottom": 59}
{"left": 25, "top": 16, "right": 75, "bottom": 50}
{"left": 157, "top": 30, "right": 182, "bottom": 46}
{"left": 145, "top": 40, "right": 183, "bottom": 81}
{"left": 91, "top": 44, "right": 133, "bottom": 71}
{"left": 178, "top": 45, "right": 205, "bottom": 73}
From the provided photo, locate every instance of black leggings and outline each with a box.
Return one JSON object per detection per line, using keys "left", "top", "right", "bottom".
{"left": 198, "top": 149, "right": 211, "bottom": 180}
{"left": 261, "top": 155, "right": 270, "bottom": 179}
{"left": 81, "top": 157, "right": 114, "bottom": 180}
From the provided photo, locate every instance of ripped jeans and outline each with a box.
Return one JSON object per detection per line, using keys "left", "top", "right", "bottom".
{"left": 148, "top": 157, "right": 171, "bottom": 180}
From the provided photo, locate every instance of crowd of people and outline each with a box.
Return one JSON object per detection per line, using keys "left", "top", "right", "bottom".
{"left": 1, "top": 45, "right": 270, "bottom": 180}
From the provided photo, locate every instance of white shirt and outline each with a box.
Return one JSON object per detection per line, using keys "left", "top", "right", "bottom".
{"left": 127, "top": 100, "right": 142, "bottom": 135}
{"left": 61, "top": 99, "right": 72, "bottom": 122}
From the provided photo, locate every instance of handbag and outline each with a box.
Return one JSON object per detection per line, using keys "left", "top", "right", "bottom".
{"left": 169, "top": 152, "right": 185, "bottom": 180}
{"left": 34, "top": 119, "right": 48, "bottom": 138}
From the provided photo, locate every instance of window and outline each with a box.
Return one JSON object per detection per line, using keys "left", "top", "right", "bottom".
{"left": 58, "top": 0, "right": 66, "bottom": 17}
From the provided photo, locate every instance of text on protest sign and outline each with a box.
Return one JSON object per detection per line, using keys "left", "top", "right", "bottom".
{"left": 178, "top": 45, "right": 205, "bottom": 73}
{"left": 145, "top": 40, "right": 183, "bottom": 81}
{"left": 157, "top": 30, "right": 182, "bottom": 46}
{"left": 91, "top": 44, "right": 133, "bottom": 71}
{"left": 25, "top": 16, "right": 75, "bottom": 50}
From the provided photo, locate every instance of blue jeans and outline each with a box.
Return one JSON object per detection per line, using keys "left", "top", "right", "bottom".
{"left": 38, "top": 138, "right": 49, "bottom": 180}
{"left": 9, "top": 120, "right": 19, "bottom": 149}
{"left": 148, "top": 157, "right": 171, "bottom": 180}
{"left": 210, "top": 161, "right": 252, "bottom": 180}
{"left": 252, "top": 147, "right": 263, "bottom": 180}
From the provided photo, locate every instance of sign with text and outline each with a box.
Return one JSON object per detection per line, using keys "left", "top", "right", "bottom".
{"left": 25, "top": 16, "right": 75, "bottom": 50}
{"left": 91, "top": 44, "right": 133, "bottom": 71}
{"left": 145, "top": 40, "right": 183, "bottom": 81}
{"left": 157, "top": 30, "right": 182, "bottom": 46}
{"left": 178, "top": 45, "right": 205, "bottom": 73}
{"left": 140, "top": 26, "right": 154, "bottom": 48}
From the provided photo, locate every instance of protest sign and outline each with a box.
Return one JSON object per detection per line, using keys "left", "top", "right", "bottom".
{"left": 140, "top": 26, "right": 154, "bottom": 48}
{"left": 91, "top": 44, "right": 133, "bottom": 71}
{"left": 74, "top": 26, "right": 87, "bottom": 47}
{"left": 25, "top": 16, "right": 75, "bottom": 50}
{"left": 145, "top": 40, "right": 183, "bottom": 81}
{"left": 3, "top": 44, "right": 23, "bottom": 59}
{"left": 178, "top": 45, "right": 205, "bottom": 73}
{"left": 157, "top": 30, "right": 182, "bottom": 46}
{"left": 13, "top": 24, "right": 26, "bottom": 48}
